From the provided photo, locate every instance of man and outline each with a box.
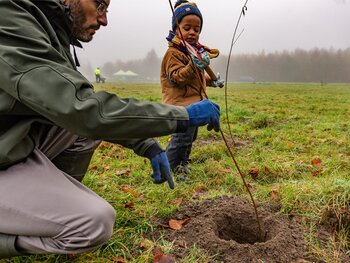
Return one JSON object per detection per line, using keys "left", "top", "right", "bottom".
{"left": 95, "top": 67, "right": 101, "bottom": 83}
{"left": 0, "top": 0, "right": 221, "bottom": 258}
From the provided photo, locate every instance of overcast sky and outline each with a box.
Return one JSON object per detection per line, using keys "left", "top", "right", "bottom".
{"left": 77, "top": 0, "right": 350, "bottom": 68}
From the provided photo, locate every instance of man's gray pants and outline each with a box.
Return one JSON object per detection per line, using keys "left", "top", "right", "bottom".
{"left": 0, "top": 126, "right": 116, "bottom": 255}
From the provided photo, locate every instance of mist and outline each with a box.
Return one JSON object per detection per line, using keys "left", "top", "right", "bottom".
{"left": 76, "top": 0, "right": 349, "bottom": 82}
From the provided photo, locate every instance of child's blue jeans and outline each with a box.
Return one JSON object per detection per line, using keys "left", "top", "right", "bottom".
{"left": 166, "top": 126, "right": 198, "bottom": 172}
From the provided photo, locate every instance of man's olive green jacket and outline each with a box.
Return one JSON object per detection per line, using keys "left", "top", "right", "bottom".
{"left": 0, "top": 0, "right": 189, "bottom": 169}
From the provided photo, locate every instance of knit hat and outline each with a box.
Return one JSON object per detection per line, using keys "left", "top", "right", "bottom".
{"left": 172, "top": 0, "right": 203, "bottom": 32}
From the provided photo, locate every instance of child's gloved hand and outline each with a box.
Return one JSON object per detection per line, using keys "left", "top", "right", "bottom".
{"left": 191, "top": 51, "right": 210, "bottom": 69}
{"left": 149, "top": 151, "right": 174, "bottom": 189}
{"left": 212, "top": 73, "right": 224, "bottom": 88}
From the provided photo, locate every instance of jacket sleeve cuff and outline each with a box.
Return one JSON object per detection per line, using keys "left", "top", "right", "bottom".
{"left": 176, "top": 120, "right": 189, "bottom": 133}
{"left": 143, "top": 142, "right": 164, "bottom": 159}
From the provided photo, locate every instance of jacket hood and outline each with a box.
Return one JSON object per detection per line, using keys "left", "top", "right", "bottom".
{"left": 31, "top": 0, "right": 81, "bottom": 48}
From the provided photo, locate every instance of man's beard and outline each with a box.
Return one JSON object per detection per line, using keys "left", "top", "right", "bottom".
{"left": 70, "top": 0, "right": 94, "bottom": 42}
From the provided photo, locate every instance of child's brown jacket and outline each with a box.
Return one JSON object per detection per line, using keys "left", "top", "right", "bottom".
{"left": 160, "top": 47, "right": 212, "bottom": 106}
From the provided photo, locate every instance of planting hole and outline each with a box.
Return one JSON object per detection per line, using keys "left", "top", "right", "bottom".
{"left": 214, "top": 214, "right": 270, "bottom": 244}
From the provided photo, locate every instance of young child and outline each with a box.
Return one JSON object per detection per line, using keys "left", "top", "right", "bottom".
{"left": 160, "top": 0, "right": 223, "bottom": 180}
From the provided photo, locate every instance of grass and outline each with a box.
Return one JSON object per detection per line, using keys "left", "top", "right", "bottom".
{"left": 4, "top": 82, "right": 349, "bottom": 263}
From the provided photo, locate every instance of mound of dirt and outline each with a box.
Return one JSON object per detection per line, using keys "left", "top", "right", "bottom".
{"left": 161, "top": 196, "right": 309, "bottom": 263}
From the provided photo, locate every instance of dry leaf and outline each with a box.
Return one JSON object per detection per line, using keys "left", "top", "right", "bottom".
{"left": 140, "top": 238, "right": 154, "bottom": 250}
{"left": 121, "top": 187, "right": 142, "bottom": 198}
{"left": 171, "top": 198, "right": 183, "bottom": 206}
{"left": 270, "top": 188, "right": 280, "bottom": 202}
{"left": 116, "top": 168, "right": 131, "bottom": 176}
{"left": 264, "top": 166, "right": 271, "bottom": 174}
{"left": 124, "top": 202, "right": 135, "bottom": 209}
{"left": 311, "top": 158, "right": 322, "bottom": 167}
{"left": 168, "top": 218, "right": 190, "bottom": 230}
{"left": 152, "top": 254, "right": 175, "bottom": 263}
{"left": 112, "top": 257, "right": 125, "bottom": 263}
{"left": 103, "top": 165, "right": 111, "bottom": 171}
{"left": 152, "top": 247, "right": 175, "bottom": 263}
{"left": 311, "top": 170, "right": 321, "bottom": 176}
{"left": 248, "top": 166, "right": 259, "bottom": 179}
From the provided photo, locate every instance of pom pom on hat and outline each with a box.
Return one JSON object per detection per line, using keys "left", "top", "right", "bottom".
{"left": 172, "top": 0, "right": 203, "bottom": 32}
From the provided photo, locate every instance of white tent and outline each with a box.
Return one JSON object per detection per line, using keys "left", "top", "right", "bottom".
{"left": 113, "top": 70, "right": 138, "bottom": 76}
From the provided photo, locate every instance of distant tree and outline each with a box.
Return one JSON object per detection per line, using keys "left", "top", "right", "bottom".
{"left": 79, "top": 47, "right": 350, "bottom": 83}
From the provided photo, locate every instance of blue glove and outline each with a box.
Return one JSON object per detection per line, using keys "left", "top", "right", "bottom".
{"left": 185, "top": 99, "right": 220, "bottom": 132}
{"left": 150, "top": 152, "right": 174, "bottom": 189}
{"left": 212, "top": 73, "right": 224, "bottom": 88}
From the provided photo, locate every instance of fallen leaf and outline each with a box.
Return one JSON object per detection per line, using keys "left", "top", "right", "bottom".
{"left": 248, "top": 166, "right": 259, "bottom": 179}
{"left": 152, "top": 246, "right": 163, "bottom": 256}
{"left": 116, "top": 168, "right": 131, "bottom": 176}
{"left": 168, "top": 218, "right": 190, "bottom": 230}
{"left": 171, "top": 198, "right": 183, "bottom": 206}
{"left": 90, "top": 165, "right": 98, "bottom": 171}
{"left": 121, "top": 187, "right": 142, "bottom": 198}
{"left": 153, "top": 254, "right": 175, "bottom": 263}
{"left": 103, "top": 165, "right": 111, "bottom": 171}
{"left": 270, "top": 188, "right": 280, "bottom": 202}
{"left": 124, "top": 202, "right": 135, "bottom": 209}
{"left": 311, "top": 158, "right": 322, "bottom": 167}
{"left": 152, "top": 247, "right": 175, "bottom": 263}
{"left": 311, "top": 170, "right": 321, "bottom": 176}
{"left": 112, "top": 257, "right": 125, "bottom": 263}
{"left": 140, "top": 238, "right": 154, "bottom": 250}
{"left": 264, "top": 166, "right": 271, "bottom": 174}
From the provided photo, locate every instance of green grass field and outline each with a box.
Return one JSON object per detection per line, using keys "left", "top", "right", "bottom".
{"left": 6, "top": 82, "right": 350, "bottom": 263}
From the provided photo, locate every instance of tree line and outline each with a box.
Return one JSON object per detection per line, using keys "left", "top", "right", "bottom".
{"left": 80, "top": 47, "right": 350, "bottom": 83}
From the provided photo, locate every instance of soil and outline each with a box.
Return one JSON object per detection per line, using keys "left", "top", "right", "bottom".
{"left": 158, "top": 196, "right": 310, "bottom": 263}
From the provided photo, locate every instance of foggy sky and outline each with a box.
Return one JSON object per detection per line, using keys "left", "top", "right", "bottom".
{"left": 77, "top": 0, "right": 350, "bottom": 68}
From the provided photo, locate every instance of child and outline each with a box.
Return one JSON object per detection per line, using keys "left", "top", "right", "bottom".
{"left": 160, "top": 0, "right": 223, "bottom": 180}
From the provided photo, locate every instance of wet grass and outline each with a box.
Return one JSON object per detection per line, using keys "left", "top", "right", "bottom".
{"left": 5, "top": 82, "right": 350, "bottom": 263}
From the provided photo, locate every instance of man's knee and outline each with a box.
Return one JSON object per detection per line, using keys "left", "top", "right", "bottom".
{"left": 54, "top": 201, "right": 116, "bottom": 252}
{"left": 86, "top": 201, "right": 116, "bottom": 246}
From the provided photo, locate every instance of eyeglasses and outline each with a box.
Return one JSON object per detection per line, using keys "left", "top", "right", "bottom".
{"left": 95, "top": 0, "right": 108, "bottom": 16}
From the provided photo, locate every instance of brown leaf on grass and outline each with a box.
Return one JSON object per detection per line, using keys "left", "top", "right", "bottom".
{"left": 98, "top": 142, "right": 108, "bottom": 150}
{"left": 311, "top": 170, "right": 321, "bottom": 176}
{"left": 171, "top": 198, "right": 183, "bottom": 206}
{"left": 89, "top": 165, "right": 98, "bottom": 171}
{"left": 168, "top": 218, "right": 191, "bottom": 230}
{"left": 311, "top": 158, "right": 322, "bottom": 167}
{"left": 103, "top": 165, "right": 111, "bottom": 171}
{"left": 124, "top": 202, "right": 135, "bottom": 209}
{"left": 152, "top": 247, "right": 175, "bottom": 263}
{"left": 116, "top": 168, "right": 131, "bottom": 176}
{"left": 153, "top": 254, "right": 175, "bottom": 263}
{"left": 270, "top": 188, "right": 280, "bottom": 202}
{"left": 248, "top": 166, "right": 259, "bottom": 179}
{"left": 192, "top": 186, "right": 208, "bottom": 198}
{"left": 140, "top": 238, "right": 154, "bottom": 250}
{"left": 121, "top": 187, "right": 142, "bottom": 198}
{"left": 112, "top": 257, "right": 125, "bottom": 263}
{"left": 264, "top": 166, "right": 271, "bottom": 174}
